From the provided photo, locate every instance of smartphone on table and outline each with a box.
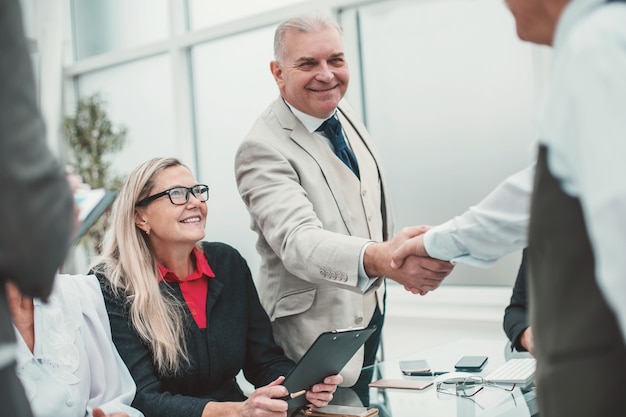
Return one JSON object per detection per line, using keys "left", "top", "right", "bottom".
{"left": 454, "top": 356, "right": 488, "bottom": 372}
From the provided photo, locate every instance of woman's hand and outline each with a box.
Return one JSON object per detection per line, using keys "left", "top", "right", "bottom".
{"left": 241, "top": 376, "right": 290, "bottom": 417}
{"left": 305, "top": 374, "right": 343, "bottom": 408}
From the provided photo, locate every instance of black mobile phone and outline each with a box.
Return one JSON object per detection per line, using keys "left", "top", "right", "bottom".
{"left": 454, "top": 356, "right": 488, "bottom": 372}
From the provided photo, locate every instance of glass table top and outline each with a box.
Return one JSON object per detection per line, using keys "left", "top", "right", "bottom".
{"left": 316, "top": 338, "right": 539, "bottom": 417}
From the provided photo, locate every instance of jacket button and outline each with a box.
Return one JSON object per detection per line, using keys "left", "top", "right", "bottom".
{"left": 356, "top": 316, "right": 363, "bottom": 324}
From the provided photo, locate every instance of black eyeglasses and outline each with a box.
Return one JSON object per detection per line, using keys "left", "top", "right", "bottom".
{"left": 135, "top": 184, "right": 209, "bottom": 207}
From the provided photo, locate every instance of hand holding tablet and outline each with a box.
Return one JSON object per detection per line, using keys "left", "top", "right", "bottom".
{"left": 282, "top": 326, "right": 376, "bottom": 407}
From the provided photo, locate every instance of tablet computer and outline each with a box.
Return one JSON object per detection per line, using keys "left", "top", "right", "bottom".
{"left": 72, "top": 189, "right": 117, "bottom": 244}
{"left": 283, "top": 326, "right": 376, "bottom": 407}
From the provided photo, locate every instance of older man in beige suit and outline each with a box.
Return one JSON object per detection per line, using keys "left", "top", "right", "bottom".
{"left": 235, "top": 12, "right": 453, "bottom": 404}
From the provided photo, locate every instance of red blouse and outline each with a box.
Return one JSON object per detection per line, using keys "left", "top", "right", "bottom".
{"left": 158, "top": 248, "right": 215, "bottom": 328}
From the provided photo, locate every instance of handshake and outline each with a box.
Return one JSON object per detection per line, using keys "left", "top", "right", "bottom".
{"left": 364, "top": 226, "right": 454, "bottom": 295}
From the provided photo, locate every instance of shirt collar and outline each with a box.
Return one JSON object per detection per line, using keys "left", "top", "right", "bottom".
{"left": 553, "top": 0, "right": 604, "bottom": 52}
{"left": 158, "top": 247, "right": 215, "bottom": 283}
{"left": 284, "top": 99, "right": 337, "bottom": 133}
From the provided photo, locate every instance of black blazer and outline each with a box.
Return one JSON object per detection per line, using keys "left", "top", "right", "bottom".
{"left": 96, "top": 242, "right": 295, "bottom": 417}
{"left": 1, "top": 0, "right": 73, "bottom": 353}
{"left": 503, "top": 248, "right": 529, "bottom": 352}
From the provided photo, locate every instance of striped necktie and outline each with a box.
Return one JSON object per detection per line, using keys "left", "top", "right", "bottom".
{"left": 317, "top": 116, "right": 360, "bottom": 179}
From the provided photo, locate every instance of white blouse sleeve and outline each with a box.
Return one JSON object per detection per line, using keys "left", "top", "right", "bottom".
{"left": 423, "top": 164, "right": 534, "bottom": 266}
{"left": 61, "top": 274, "right": 144, "bottom": 417}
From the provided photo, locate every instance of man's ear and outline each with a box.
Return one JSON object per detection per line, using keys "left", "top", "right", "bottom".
{"left": 270, "top": 60, "right": 283, "bottom": 83}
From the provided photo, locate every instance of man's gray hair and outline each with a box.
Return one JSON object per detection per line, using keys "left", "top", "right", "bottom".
{"left": 273, "top": 12, "right": 343, "bottom": 63}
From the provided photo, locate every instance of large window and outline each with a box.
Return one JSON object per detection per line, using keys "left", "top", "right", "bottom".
{"left": 191, "top": 26, "right": 277, "bottom": 273}
{"left": 72, "top": 0, "right": 168, "bottom": 59}
{"left": 189, "top": 0, "right": 307, "bottom": 29}
{"left": 61, "top": 0, "right": 546, "bottom": 285}
{"left": 345, "top": 0, "right": 538, "bottom": 285}
{"left": 76, "top": 55, "right": 177, "bottom": 177}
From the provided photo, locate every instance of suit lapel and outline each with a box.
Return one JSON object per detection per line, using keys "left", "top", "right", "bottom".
{"left": 272, "top": 98, "right": 361, "bottom": 235}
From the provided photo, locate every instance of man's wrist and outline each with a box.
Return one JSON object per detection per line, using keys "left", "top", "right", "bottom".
{"left": 363, "top": 241, "right": 386, "bottom": 278}
{"left": 359, "top": 241, "right": 375, "bottom": 278}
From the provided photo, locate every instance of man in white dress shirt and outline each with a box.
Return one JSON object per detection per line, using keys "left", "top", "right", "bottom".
{"left": 391, "top": 0, "right": 626, "bottom": 415}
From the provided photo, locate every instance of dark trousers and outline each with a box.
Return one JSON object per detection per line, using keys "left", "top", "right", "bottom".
{"left": 0, "top": 361, "right": 33, "bottom": 417}
{"left": 350, "top": 304, "right": 384, "bottom": 406}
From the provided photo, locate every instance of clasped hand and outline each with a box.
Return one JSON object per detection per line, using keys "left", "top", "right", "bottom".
{"left": 367, "top": 226, "right": 454, "bottom": 295}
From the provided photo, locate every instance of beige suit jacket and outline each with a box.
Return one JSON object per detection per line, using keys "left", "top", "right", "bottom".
{"left": 235, "top": 97, "right": 394, "bottom": 385}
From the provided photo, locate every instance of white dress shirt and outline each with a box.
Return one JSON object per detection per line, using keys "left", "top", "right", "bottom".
{"left": 14, "top": 274, "right": 143, "bottom": 417}
{"left": 424, "top": 163, "right": 534, "bottom": 267}
{"left": 424, "top": 0, "right": 626, "bottom": 342}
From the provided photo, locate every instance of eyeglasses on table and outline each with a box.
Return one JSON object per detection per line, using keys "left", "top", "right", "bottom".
{"left": 436, "top": 375, "right": 515, "bottom": 398}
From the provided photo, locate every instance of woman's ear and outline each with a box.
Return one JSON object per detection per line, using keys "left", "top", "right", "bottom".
{"left": 134, "top": 209, "right": 149, "bottom": 234}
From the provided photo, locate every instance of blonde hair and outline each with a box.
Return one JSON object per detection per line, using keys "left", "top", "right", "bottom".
{"left": 91, "top": 157, "right": 195, "bottom": 376}
{"left": 274, "top": 12, "right": 343, "bottom": 64}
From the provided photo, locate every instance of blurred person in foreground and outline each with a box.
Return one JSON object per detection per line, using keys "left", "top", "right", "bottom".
{"left": 90, "top": 157, "right": 341, "bottom": 417}
{"left": 1, "top": 0, "right": 74, "bottom": 416}
{"left": 391, "top": 0, "right": 626, "bottom": 415}
{"left": 234, "top": 12, "right": 453, "bottom": 404}
{"left": 7, "top": 273, "right": 144, "bottom": 417}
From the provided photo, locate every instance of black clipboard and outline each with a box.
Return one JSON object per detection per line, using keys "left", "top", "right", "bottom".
{"left": 283, "top": 326, "right": 376, "bottom": 407}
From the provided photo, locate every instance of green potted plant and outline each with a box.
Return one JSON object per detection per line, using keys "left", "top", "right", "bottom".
{"left": 63, "top": 92, "right": 127, "bottom": 254}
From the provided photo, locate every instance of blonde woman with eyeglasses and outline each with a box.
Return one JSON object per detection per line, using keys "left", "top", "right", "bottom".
{"left": 90, "top": 157, "right": 341, "bottom": 417}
